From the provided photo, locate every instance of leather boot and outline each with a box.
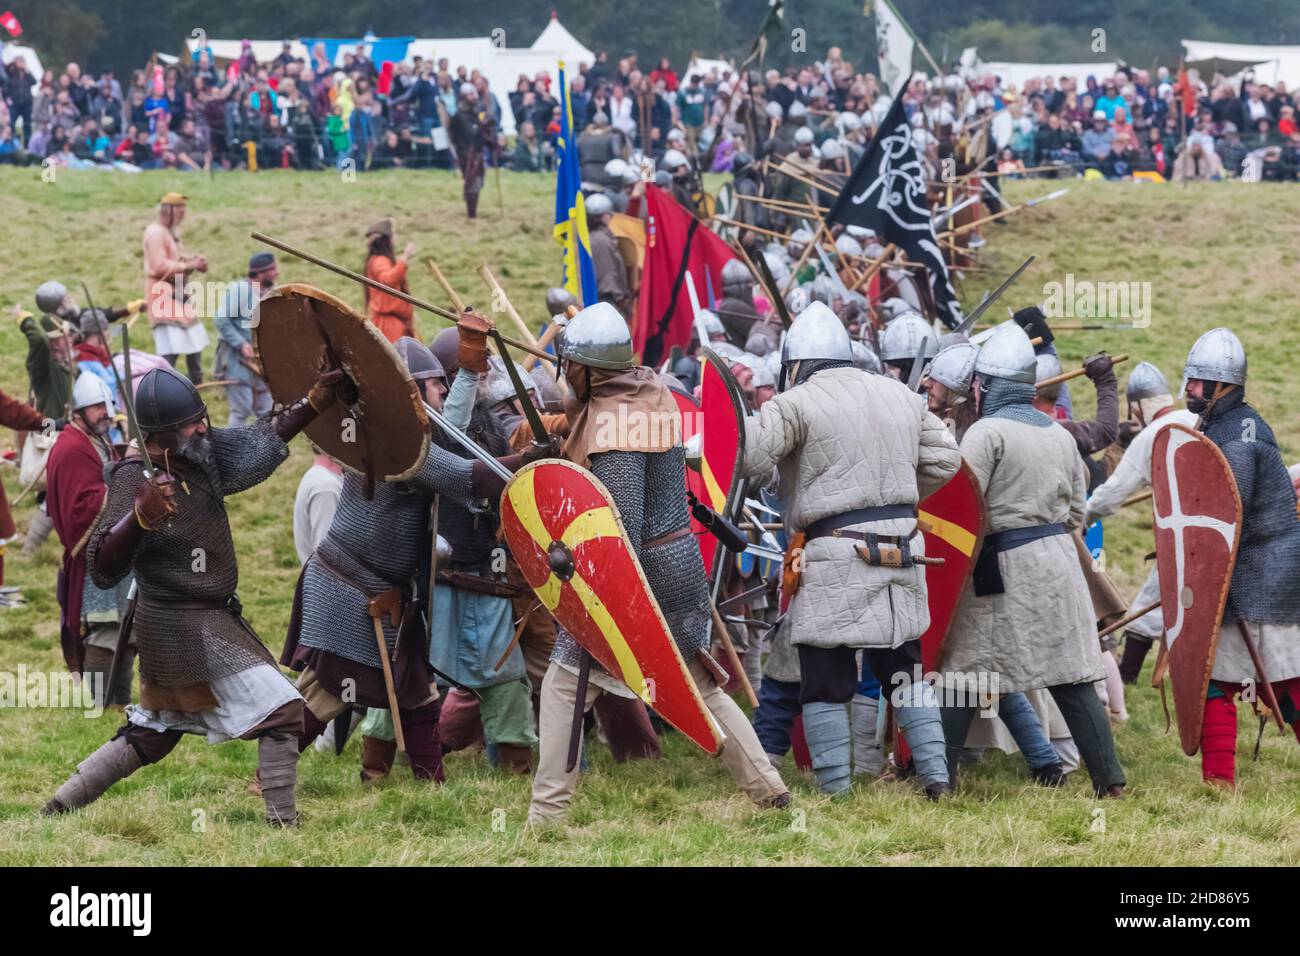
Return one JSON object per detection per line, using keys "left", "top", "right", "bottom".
{"left": 42, "top": 735, "right": 142, "bottom": 814}
{"left": 496, "top": 743, "right": 533, "bottom": 774}
{"left": 1117, "top": 633, "right": 1152, "bottom": 684}
{"left": 360, "top": 735, "right": 397, "bottom": 782}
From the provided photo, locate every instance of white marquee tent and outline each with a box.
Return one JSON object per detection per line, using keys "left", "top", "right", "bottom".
{"left": 975, "top": 60, "right": 1123, "bottom": 91}
{"left": 1181, "top": 38, "right": 1300, "bottom": 88}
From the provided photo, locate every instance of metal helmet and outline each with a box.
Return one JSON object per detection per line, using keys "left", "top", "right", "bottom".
{"left": 1035, "top": 353, "right": 1063, "bottom": 383}
{"left": 560, "top": 301, "right": 633, "bottom": 370}
{"left": 71, "top": 371, "right": 115, "bottom": 413}
{"left": 1183, "top": 328, "right": 1246, "bottom": 389}
{"left": 1126, "top": 361, "right": 1170, "bottom": 402}
{"left": 788, "top": 101, "right": 808, "bottom": 120}
{"left": 135, "top": 367, "right": 206, "bottom": 434}
{"left": 394, "top": 336, "right": 445, "bottom": 381}
{"left": 585, "top": 192, "right": 613, "bottom": 218}
{"left": 846, "top": 224, "right": 876, "bottom": 241}
{"left": 545, "top": 286, "right": 578, "bottom": 318}
{"left": 653, "top": 170, "right": 673, "bottom": 189}
{"left": 786, "top": 226, "right": 814, "bottom": 256}
{"left": 36, "top": 280, "right": 69, "bottom": 315}
{"left": 926, "top": 342, "right": 978, "bottom": 397}
{"left": 732, "top": 150, "right": 754, "bottom": 174}
{"left": 809, "top": 274, "right": 837, "bottom": 306}
{"left": 661, "top": 148, "right": 688, "bottom": 171}
{"left": 880, "top": 313, "right": 938, "bottom": 362}
{"left": 834, "top": 233, "right": 863, "bottom": 258}
{"left": 529, "top": 364, "right": 566, "bottom": 411}
{"left": 820, "top": 138, "right": 844, "bottom": 161}
{"left": 839, "top": 111, "right": 862, "bottom": 133}
{"left": 698, "top": 309, "right": 726, "bottom": 339}
{"left": 878, "top": 297, "right": 915, "bottom": 323}
{"left": 79, "top": 308, "right": 111, "bottom": 340}
{"left": 712, "top": 341, "right": 744, "bottom": 362}
{"left": 793, "top": 126, "right": 814, "bottom": 145}
{"left": 764, "top": 100, "right": 784, "bottom": 120}
{"left": 484, "top": 356, "right": 536, "bottom": 406}
{"left": 973, "top": 320, "right": 1036, "bottom": 384}
{"left": 850, "top": 340, "right": 882, "bottom": 374}
{"left": 780, "top": 301, "right": 852, "bottom": 365}
{"left": 721, "top": 259, "right": 752, "bottom": 295}
{"left": 604, "top": 158, "right": 630, "bottom": 181}
{"left": 742, "top": 353, "right": 776, "bottom": 389}
{"left": 762, "top": 249, "right": 790, "bottom": 288}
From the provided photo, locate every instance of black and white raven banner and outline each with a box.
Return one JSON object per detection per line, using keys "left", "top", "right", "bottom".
{"left": 827, "top": 90, "right": 962, "bottom": 329}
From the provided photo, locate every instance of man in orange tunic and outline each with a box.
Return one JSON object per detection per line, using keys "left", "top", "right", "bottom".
{"left": 363, "top": 218, "right": 418, "bottom": 343}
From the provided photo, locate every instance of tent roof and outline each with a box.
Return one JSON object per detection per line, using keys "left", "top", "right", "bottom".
{"left": 975, "top": 60, "right": 1123, "bottom": 90}
{"left": 531, "top": 15, "right": 593, "bottom": 61}
{"left": 1181, "top": 38, "right": 1300, "bottom": 88}
{"left": 1, "top": 43, "right": 43, "bottom": 82}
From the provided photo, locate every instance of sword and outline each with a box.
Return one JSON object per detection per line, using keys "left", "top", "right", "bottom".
{"left": 953, "top": 254, "right": 1035, "bottom": 336}
{"left": 755, "top": 253, "right": 794, "bottom": 330}
{"left": 81, "top": 282, "right": 150, "bottom": 472}
{"left": 487, "top": 330, "right": 550, "bottom": 447}
{"left": 684, "top": 269, "right": 711, "bottom": 347}
{"left": 421, "top": 401, "right": 513, "bottom": 484}
{"left": 906, "top": 336, "right": 930, "bottom": 392}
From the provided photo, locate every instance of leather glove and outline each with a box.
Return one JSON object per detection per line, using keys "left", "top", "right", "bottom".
{"left": 518, "top": 433, "right": 563, "bottom": 465}
{"left": 457, "top": 310, "right": 494, "bottom": 374}
{"left": 134, "top": 472, "right": 179, "bottom": 529}
{"left": 1117, "top": 419, "right": 1140, "bottom": 448}
{"left": 308, "top": 367, "right": 357, "bottom": 411}
{"left": 1083, "top": 352, "right": 1115, "bottom": 381}
{"left": 42, "top": 417, "right": 67, "bottom": 433}
{"left": 126, "top": 299, "right": 146, "bottom": 314}
{"left": 1013, "top": 306, "right": 1053, "bottom": 348}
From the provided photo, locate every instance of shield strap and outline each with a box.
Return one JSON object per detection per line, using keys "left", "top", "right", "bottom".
{"left": 307, "top": 300, "right": 377, "bottom": 498}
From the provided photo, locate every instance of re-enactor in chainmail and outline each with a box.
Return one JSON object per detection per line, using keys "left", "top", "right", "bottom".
{"left": 43, "top": 363, "right": 350, "bottom": 826}
{"left": 528, "top": 302, "right": 789, "bottom": 825}
{"left": 282, "top": 319, "right": 554, "bottom": 784}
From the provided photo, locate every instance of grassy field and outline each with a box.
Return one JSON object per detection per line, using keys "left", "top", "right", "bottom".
{"left": 1, "top": 167, "right": 1298, "bottom": 865}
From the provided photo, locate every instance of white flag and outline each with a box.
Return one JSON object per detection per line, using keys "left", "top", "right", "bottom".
{"left": 873, "top": 0, "right": 914, "bottom": 96}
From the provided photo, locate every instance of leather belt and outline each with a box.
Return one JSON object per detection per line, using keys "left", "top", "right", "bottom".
{"left": 644, "top": 526, "right": 693, "bottom": 549}
{"left": 139, "top": 594, "right": 243, "bottom": 615}
{"left": 804, "top": 504, "right": 917, "bottom": 541}
{"left": 973, "top": 522, "right": 1068, "bottom": 596}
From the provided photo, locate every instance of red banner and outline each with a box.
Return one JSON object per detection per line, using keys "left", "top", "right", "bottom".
{"left": 0, "top": 10, "right": 22, "bottom": 37}
{"left": 635, "top": 186, "right": 738, "bottom": 368}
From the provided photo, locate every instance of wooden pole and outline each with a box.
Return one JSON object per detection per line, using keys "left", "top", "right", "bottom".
{"left": 477, "top": 263, "right": 541, "bottom": 348}
{"left": 1121, "top": 490, "right": 1153, "bottom": 509}
{"left": 249, "top": 232, "right": 555, "bottom": 363}
{"left": 425, "top": 257, "right": 467, "bottom": 312}
{"left": 782, "top": 223, "right": 826, "bottom": 297}
{"left": 1098, "top": 599, "right": 1161, "bottom": 639}
{"left": 710, "top": 601, "right": 759, "bottom": 708}
{"left": 1035, "top": 354, "right": 1129, "bottom": 389}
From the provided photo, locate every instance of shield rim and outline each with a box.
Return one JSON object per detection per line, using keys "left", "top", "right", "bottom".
{"left": 700, "top": 345, "right": 748, "bottom": 580}
{"left": 1151, "top": 422, "right": 1243, "bottom": 756}
{"left": 499, "top": 458, "right": 724, "bottom": 754}
{"left": 253, "top": 282, "right": 429, "bottom": 483}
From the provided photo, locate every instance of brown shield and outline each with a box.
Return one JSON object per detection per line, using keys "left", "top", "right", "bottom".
{"left": 253, "top": 283, "right": 428, "bottom": 481}
{"left": 1151, "top": 423, "right": 1242, "bottom": 755}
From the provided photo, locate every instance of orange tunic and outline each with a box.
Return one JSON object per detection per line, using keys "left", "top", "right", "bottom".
{"left": 365, "top": 255, "right": 416, "bottom": 343}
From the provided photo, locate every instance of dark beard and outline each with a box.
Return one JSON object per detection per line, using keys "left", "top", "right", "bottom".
{"left": 176, "top": 433, "right": 213, "bottom": 465}
{"left": 1184, "top": 394, "right": 1208, "bottom": 414}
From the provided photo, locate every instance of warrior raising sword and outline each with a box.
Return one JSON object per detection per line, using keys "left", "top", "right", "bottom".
{"left": 42, "top": 363, "right": 350, "bottom": 825}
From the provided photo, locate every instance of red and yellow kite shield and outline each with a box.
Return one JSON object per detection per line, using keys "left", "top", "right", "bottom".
{"left": 669, "top": 384, "right": 714, "bottom": 568}
{"left": 917, "top": 461, "right": 987, "bottom": 671}
{"left": 499, "top": 460, "right": 723, "bottom": 754}
{"left": 1152, "top": 424, "right": 1242, "bottom": 755}
{"left": 699, "top": 347, "right": 746, "bottom": 578}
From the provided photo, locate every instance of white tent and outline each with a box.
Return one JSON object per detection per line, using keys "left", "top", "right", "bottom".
{"left": 1181, "top": 38, "right": 1300, "bottom": 88}
{"left": 185, "top": 38, "right": 311, "bottom": 65}
{"left": 976, "top": 60, "right": 1123, "bottom": 91}
{"left": 686, "top": 56, "right": 736, "bottom": 83}
{"left": 530, "top": 15, "right": 594, "bottom": 63}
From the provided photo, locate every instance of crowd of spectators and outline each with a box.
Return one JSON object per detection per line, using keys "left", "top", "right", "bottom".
{"left": 3, "top": 38, "right": 1299, "bottom": 183}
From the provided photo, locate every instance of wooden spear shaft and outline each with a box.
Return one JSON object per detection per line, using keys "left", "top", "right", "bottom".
{"left": 1036, "top": 354, "right": 1129, "bottom": 389}
{"left": 249, "top": 231, "right": 554, "bottom": 363}
{"left": 477, "top": 263, "right": 540, "bottom": 348}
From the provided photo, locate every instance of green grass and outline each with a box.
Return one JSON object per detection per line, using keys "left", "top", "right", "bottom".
{"left": 1, "top": 168, "right": 1298, "bottom": 865}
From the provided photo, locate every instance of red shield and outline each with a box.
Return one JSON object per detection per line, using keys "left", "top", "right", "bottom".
{"left": 499, "top": 460, "right": 722, "bottom": 754}
{"left": 699, "top": 347, "right": 746, "bottom": 578}
{"left": 1152, "top": 424, "right": 1242, "bottom": 755}
{"left": 917, "top": 461, "right": 987, "bottom": 670}
{"left": 670, "top": 385, "right": 714, "bottom": 569}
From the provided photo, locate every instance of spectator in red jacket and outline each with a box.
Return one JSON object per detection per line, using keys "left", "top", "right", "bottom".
{"left": 650, "top": 58, "right": 679, "bottom": 93}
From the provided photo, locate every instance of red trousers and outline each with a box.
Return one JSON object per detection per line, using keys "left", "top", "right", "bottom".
{"left": 1201, "top": 677, "right": 1300, "bottom": 783}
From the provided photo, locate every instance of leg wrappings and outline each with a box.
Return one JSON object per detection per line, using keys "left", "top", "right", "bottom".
{"left": 258, "top": 731, "right": 299, "bottom": 825}
{"left": 895, "top": 681, "right": 949, "bottom": 788}
{"left": 801, "top": 701, "right": 851, "bottom": 795}
{"left": 46, "top": 734, "right": 143, "bottom": 813}
{"left": 850, "top": 694, "right": 884, "bottom": 777}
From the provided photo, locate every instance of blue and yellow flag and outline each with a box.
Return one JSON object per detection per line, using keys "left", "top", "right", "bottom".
{"left": 553, "top": 63, "right": 598, "bottom": 308}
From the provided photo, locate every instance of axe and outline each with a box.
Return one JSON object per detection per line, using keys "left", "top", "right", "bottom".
{"left": 367, "top": 587, "right": 407, "bottom": 753}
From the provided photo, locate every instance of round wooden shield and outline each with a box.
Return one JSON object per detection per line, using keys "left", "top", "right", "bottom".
{"left": 252, "top": 283, "right": 428, "bottom": 481}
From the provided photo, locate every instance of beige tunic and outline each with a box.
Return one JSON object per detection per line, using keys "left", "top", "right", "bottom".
{"left": 741, "top": 367, "right": 961, "bottom": 650}
{"left": 143, "top": 221, "right": 198, "bottom": 328}
{"left": 941, "top": 418, "right": 1104, "bottom": 693}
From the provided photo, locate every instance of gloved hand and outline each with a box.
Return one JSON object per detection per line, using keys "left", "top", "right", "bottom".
{"left": 1083, "top": 352, "right": 1115, "bottom": 381}
{"left": 457, "top": 310, "right": 494, "bottom": 374}
{"left": 1013, "top": 306, "right": 1053, "bottom": 348}
{"left": 42, "top": 417, "right": 67, "bottom": 433}
{"left": 134, "top": 472, "right": 179, "bottom": 529}
{"left": 519, "top": 433, "right": 563, "bottom": 465}
{"left": 1117, "top": 419, "right": 1141, "bottom": 448}
{"left": 308, "top": 367, "right": 358, "bottom": 411}
{"left": 126, "top": 299, "right": 146, "bottom": 315}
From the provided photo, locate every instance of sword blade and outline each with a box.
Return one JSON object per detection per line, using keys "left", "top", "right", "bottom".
{"left": 421, "top": 401, "right": 514, "bottom": 484}
{"left": 906, "top": 335, "right": 930, "bottom": 392}
{"left": 488, "top": 330, "right": 550, "bottom": 446}
{"left": 83, "top": 281, "right": 153, "bottom": 475}
{"left": 955, "top": 253, "right": 1035, "bottom": 336}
